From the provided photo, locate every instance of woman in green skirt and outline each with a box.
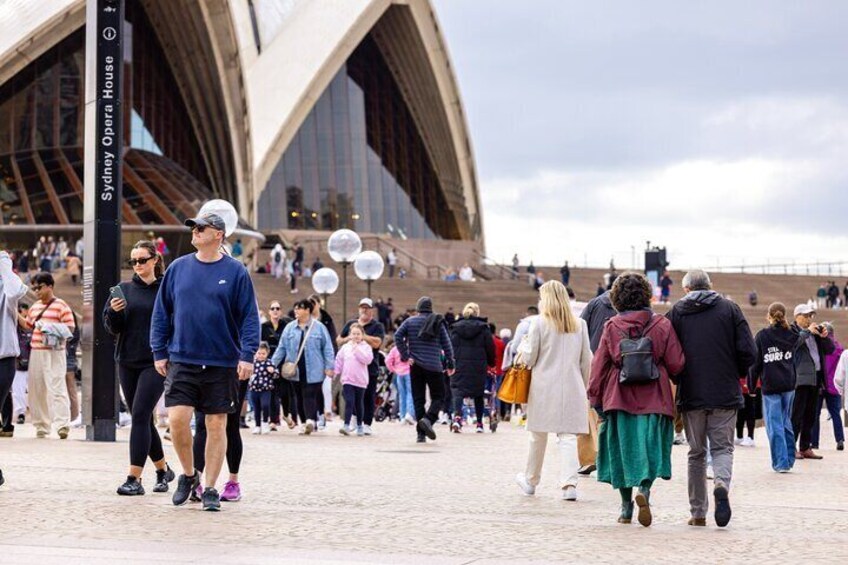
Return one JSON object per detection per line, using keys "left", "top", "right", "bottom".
{"left": 587, "top": 273, "right": 685, "bottom": 526}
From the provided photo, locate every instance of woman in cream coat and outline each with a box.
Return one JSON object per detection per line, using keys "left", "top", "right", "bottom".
{"left": 515, "top": 280, "right": 592, "bottom": 501}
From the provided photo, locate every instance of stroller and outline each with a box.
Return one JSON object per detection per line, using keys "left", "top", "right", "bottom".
{"left": 373, "top": 365, "right": 396, "bottom": 422}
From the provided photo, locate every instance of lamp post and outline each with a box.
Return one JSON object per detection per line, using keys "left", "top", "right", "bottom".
{"left": 327, "top": 229, "right": 362, "bottom": 322}
{"left": 354, "top": 250, "right": 385, "bottom": 299}
{"left": 311, "top": 267, "right": 340, "bottom": 310}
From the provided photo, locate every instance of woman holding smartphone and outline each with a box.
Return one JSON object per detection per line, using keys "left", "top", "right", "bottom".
{"left": 104, "top": 240, "right": 175, "bottom": 495}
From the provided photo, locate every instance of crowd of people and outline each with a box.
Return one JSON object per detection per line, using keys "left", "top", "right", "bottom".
{"left": 1, "top": 229, "right": 846, "bottom": 525}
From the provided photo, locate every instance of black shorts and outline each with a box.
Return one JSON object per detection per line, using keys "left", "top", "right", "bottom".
{"left": 164, "top": 363, "right": 239, "bottom": 414}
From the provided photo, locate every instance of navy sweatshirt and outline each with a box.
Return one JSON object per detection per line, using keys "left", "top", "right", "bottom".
{"left": 150, "top": 254, "right": 260, "bottom": 367}
{"left": 394, "top": 314, "right": 455, "bottom": 373}
{"left": 103, "top": 274, "right": 160, "bottom": 367}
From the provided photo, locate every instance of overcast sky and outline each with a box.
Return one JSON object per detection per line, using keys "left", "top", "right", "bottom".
{"left": 432, "top": 0, "right": 848, "bottom": 270}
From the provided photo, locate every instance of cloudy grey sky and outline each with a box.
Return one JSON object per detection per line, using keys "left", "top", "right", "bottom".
{"left": 432, "top": 0, "right": 848, "bottom": 270}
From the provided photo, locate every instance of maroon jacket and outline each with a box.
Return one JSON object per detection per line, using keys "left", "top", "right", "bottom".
{"left": 587, "top": 310, "right": 685, "bottom": 419}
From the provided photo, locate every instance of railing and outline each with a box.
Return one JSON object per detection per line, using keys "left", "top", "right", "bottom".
{"left": 472, "top": 250, "right": 517, "bottom": 280}
{"left": 709, "top": 260, "right": 848, "bottom": 277}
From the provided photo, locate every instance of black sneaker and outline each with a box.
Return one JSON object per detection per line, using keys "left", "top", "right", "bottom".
{"left": 838, "top": 441, "right": 844, "bottom": 451}
{"left": 578, "top": 464, "right": 597, "bottom": 476}
{"left": 417, "top": 417, "right": 436, "bottom": 441}
{"left": 172, "top": 473, "right": 199, "bottom": 506}
{"left": 202, "top": 487, "right": 221, "bottom": 511}
{"left": 152, "top": 464, "right": 176, "bottom": 493}
{"left": 239, "top": 417, "right": 249, "bottom": 429}
{"left": 16, "top": 415, "right": 24, "bottom": 425}
{"left": 416, "top": 433, "right": 426, "bottom": 443}
{"left": 0, "top": 468, "right": 4, "bottom": 487}
{"left": 116, "top": 475, "right": 145, "bottom": 496}
{"left": 714, "top": 484, "right": 731, "bottom": 527}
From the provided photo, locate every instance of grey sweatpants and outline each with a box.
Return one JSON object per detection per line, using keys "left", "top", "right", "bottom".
{"left": 683, "top": 408, "right": 736, "bottom": 519}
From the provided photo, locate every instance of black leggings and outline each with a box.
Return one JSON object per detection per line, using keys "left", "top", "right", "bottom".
{"left": 118, "top": 364, "right": 165, "bottom": 468}
{"left": 293, "top": 380, "right": 322, "bottom": 424}
{"left": 0, "top": 357, "right": 15, "bottom": 432}
{"left": 194, "top": 379, "right": 248, "bottom": 475}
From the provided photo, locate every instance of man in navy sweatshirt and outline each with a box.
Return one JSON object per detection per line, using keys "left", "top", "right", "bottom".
{"left": 394, "top": 296, "right": 455, "bottom": 443}
{"left": 151, "top": 212, "right": 259, "bottom": 511}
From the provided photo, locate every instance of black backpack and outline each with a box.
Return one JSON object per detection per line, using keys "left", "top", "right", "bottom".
{"left": 618, "top": 315, "right": 660, "bottom": 385}
{"left": 274, "top": 250, "right": 282, "bottom": 263}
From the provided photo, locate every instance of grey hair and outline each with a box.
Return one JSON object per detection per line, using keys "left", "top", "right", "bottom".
{"left": 682, "top": 269, "right": 712, "bottom": 291}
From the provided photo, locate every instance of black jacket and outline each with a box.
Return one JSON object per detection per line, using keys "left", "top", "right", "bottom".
{"left": 261, "top": 317, "right": 292, "bottom": 357}
{"left": 749, "top": 325, "right": 804, "bottom": 394}
{"left": 581, "top": 291, "right": 617, "bottom": 353}
{"left": 449, "top": 316, "right": 495, "bottom": 397}
{"left": 102, "top": 275, "right": 161, "bottom": 367}
{"left": 667, "top": 291, "right": 756, "bottom": 411}
{"left": 790, "top": 322, "right": 834, "bottom": 388}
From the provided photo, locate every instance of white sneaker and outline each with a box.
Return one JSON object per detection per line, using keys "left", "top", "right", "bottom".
{"left": 706, "top": 465, "right": 715, "bottom": 480}
{"left": 515, "top": 473, "right": 535, "bottom": 496}
{"left": 304, "top": 419, "right": 315, "bottom": 435}
{"left": 252, "top": 426, "right": 261, "bottom": 435}
{"left": 70, "top": 415, "right": 84, "bottom": 428}
{"left": 734, "top": 437, "right": 743, "bottom": 446}
{"left": 673, "top": 432, "right": 687, "bottom": 445}
{"left": 362, "top": 424, "right": 373, "bottom": 436}
{"left": 742, "top": 436, "right": 755, "bottom": 447}
{"left": 261, "top": 422, "right": 270, "bottom": 434}
{"left": 118, "top": 412, "right": 132, "bottom": 427}
{"left": 562, "top": 486, "right": 577, "bottom": 501}
{"left": 404, "top": 413, "right": 416, "bottom": 426}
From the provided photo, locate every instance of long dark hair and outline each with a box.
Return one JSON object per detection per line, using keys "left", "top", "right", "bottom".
{"left": 133, "top": 240, "right": 165, "bottom": 278}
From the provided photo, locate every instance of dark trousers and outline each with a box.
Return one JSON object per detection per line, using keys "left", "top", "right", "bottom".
{"left": 363, "top": 372, "right": 377, "bottom": 426}
{"left": 452, "top": 394, "right": 485, "bottom": 424}
{"left": 0, "top": 357, "right": 14, "bottom": 432}
{"left": 118, "top": 364, "right": 165, "bottom": 468}
{"left": 269, "top": 385, "right": 282, "bottom": 424}
{"left": 294, "top": 380, "right": 322, "bottom": 423}
{"left": 411, "top": 364, "right": 445, "bottom": 424}
{"left": 343, "top": 384, "right": 365, "bottom": 427}
{"left": 194, "top": 379, "right": 248, "bottom": 475}
{"left": 249, "top": 390, "right": 272, "bottom": 424}
{"left": 792, "top": 384, "right": 819, "bottom": 451}
{"left": 811, "top": 392, "right": 845, "bottom": 446}
{"left": 443, "top": 375, "right": 453, "bottom": 416}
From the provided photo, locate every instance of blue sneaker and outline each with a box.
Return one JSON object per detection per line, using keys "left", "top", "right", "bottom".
{"left": 356, "top": 425, "right": 364, "bottom": 436}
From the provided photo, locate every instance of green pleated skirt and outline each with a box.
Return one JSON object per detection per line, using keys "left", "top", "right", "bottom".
{"left": 596, "top": 411, "right": 673, "bottom": 489}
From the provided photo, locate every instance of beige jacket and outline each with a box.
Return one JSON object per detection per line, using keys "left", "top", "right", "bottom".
{"left": 520, "top": 316, "right": 592, "bottom": 434}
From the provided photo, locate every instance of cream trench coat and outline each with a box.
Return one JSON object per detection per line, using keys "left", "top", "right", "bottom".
{"left": 519, "top": 316, "right": 592, "bottom": 434}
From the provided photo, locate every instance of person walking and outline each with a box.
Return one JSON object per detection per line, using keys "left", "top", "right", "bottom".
{"left": 308, "top": 294, "right": 338, "bottom": 429}
{"left": 514, "top": 281, "right": 592, "bottom": 501}
{"left": 386, "top": 341, "right": 414, "bottom": 424}
{"left": 262, "top": 300, "right": 293, "bottom": 430}
{"left": 151, "top": 212, "right": 260, "bottom": 511}
{"left": 104, "top": 240, "right": 175, "bottom": 495}
{"left": 667, "top": 269, "right": 756, "bottom": 528}
{"left": 271, "top": 299, "right": 334, "bottom": 435}
{"left": 560, "top": 261, "right": 571, "bottom": 286}
{"left": 335, "top": 323, "right": 373, "bottom": 436}
{"left": 387, "top": 248, "right": 398, "bottom": 278}
{"left": 0, "top": 249, "right": 27, "bottom": 485}
{"left": 394, "top": 296, "right": 455, "bottom": 443}
{"left": 587, "top": 273, "right": 685, "bottom": 526}
{"left": 65, "top": 313, "right": 81, "bottom": 426}
{"left": 811, "top": 323, "right": 844, "bottom": 451}
{"left": 248, "top": 343, "right": 276, "bottom": 434}
{"left": 789, "top": 304, "right": 833, "bottom": 460}
{"left": 748, "top": 303, "right": 803, "bottom": 472}
{"left": 337, "top": 298, "right": 385, "bottom": 435}
{"left": 25, "top": 272, "right": 75, "bottom": 439}
{"left": 448, "top": 303, "right": 495, "bottom": 433}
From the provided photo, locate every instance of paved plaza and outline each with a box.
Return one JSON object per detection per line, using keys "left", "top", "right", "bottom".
{"left": 1, "top": 415, "right": 845, "bottom": 564}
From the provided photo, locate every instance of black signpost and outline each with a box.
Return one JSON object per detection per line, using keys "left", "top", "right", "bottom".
{"left": 82, "top": 0, "right": 124, "bottom": 441}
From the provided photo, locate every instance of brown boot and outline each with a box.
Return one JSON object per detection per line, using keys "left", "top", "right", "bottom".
{"left": 800, "top": 448, "right": 823, "bottom": 459}
{"left": 688, "top": 517, "right": 706, "bottom": 527}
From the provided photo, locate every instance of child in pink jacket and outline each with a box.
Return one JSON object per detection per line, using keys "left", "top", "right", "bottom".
{"left": 386, "top": 344, "right": 415, "bottom": 424}
{"left": 334, "top": 323, "right": 373, "bottom": 436}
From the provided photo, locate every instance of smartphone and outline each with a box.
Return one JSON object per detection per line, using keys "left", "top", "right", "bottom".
{"left": 109, "top": 285, "right": 126, "bottom": 302}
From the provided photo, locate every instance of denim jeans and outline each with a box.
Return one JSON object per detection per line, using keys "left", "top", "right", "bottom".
{"left": 394, "top": 374, "right": 414, "bottom": 419}
{"left": 249, "top": 390, "right": 272, "bottom": 424}
{"left": 811, "top": 392, "right": 845, "bottom": 446}
{"left": 763, "top": 391, "right": 795, "bottom": 471}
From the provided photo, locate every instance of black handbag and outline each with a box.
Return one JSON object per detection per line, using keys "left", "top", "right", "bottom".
{"left": 618, "top": 316, "right": 660, "bottom": 385}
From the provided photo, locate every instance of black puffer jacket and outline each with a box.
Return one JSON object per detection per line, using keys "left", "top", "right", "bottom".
{"left": 667, "top": 290, "right": 756, "bottom": 411}
{"left": 581, "top": 290, "right": 617, "bottom": 353}
{"left": 449, "top": 316, "right": 495, "bottom": 397}
{"left": 102, "top": 274, "right": 161, "bottom": 367}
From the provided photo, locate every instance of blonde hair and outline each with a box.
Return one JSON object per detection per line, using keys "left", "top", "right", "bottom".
{"left": 462, "top": 302, "right": 480, "bottom": 319}
{"left": 538, "top": 280, "right": 578, "bottom": 334}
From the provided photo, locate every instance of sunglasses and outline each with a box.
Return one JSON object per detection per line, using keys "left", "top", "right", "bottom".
{"left": 269, "top": 306, "right": 281, "bottom": 311}
{"left": 127, "top": 256, "right": 155, "bottom": 267}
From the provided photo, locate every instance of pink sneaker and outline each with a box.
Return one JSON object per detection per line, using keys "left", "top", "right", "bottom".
{"left": 220, "top": 481, "right": 242, "bottom": 502}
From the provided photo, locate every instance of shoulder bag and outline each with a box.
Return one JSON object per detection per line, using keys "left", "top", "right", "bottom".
{"left": 281, "top": 321, "right": 315, "bottom": 381}
{"left": 498, "top": 344, "right": 532, "bottom": 404}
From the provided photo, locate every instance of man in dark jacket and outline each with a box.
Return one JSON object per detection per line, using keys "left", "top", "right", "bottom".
{"left": 789, "top": 304, "right": 833, "bottom": 459}
{"left": 580, "top": 291, "right": 616, "bottom": 354}
{"left": 395, "top": 296, "right": 455, "bottom": 443}
{"left": 667, "top": 269, "right": 756, "bottom": 529}
{"left": 448, "top": 307, "right": 495, "bottom": 433}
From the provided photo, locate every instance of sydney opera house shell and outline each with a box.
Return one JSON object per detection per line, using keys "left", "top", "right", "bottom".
{"left": 0, "top": 0, "right": 482, "bottom": 245}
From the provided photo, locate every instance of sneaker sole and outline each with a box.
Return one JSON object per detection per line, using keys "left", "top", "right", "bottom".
{"left": 714, "top": 485, "right": 731, "bottom": 527}
{"left": 635, "top": 493, "right": 652, "bottom": 527}
{"left": 220, "top": 496, "right": 241, "bottom": 502}
{"left": 202, "top": 504, "right": 221, "bottom": 511}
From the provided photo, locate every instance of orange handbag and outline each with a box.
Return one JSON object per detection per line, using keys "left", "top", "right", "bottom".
{"left": 498, "top": 351, "right": 532, "bottom": 404}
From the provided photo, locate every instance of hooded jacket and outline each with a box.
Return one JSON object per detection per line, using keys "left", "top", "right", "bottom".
{"left": 580, "top": 291, "right": 617, "bottom": 353}
{"left": 667, "top": 290, "right": 756, "bottom": 411}
{"left": 748, "top": 324, "right": 804, "bottom": 395}
{"left": 103, "top": 274, "right": 161, "bottom": 367}
{"left": 449, "top": 316, "right": 495, "bottom": 397}
{"left": 394, "top": 310, "right": 455, "bottom": 373}
{"left": 587, "top": 310, "right": 685, "bottom": 418}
